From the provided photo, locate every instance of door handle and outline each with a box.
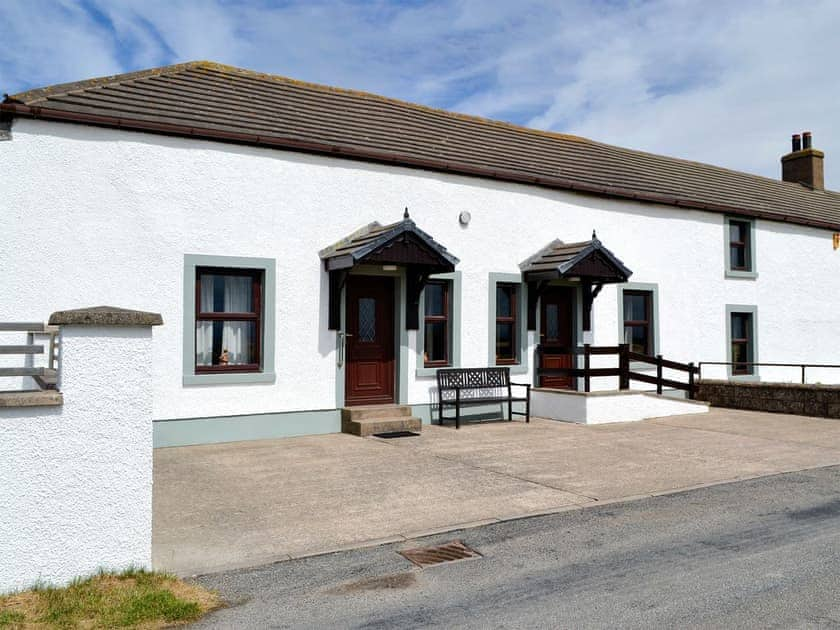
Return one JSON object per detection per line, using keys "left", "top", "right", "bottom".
{"left": 337, "top": 332, "right": 352, "bottom": 368}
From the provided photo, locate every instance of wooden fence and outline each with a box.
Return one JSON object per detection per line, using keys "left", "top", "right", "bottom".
{"left": 536, "top": 343, "right": 698, "bottom": 398}
{"left": 0, "top": 322, "right": 59, "bottom": 389}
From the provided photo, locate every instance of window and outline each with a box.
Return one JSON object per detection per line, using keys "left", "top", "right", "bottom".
{"left": 195, "top": 267, "right": 262, "bottom": 373}
{"left": 423, "top": 280, "right": 450, "bottom": 367}
{"left": 730, "top": 311, "right": 754, "bottom": 375}
{"left": 495, "top": 283, "right": 519, "bottom": 364}
{"left": 729, "top": 220, "right": 751, "bottom": 271}
{"left": 725, "top": 217, "right": 757, "bottom": 278}
{"left": 622, "top": 290, "right": 653, "bottom": 355}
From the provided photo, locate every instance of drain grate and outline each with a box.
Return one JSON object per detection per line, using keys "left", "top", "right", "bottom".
{"left": 399, "top": 540, "right": 481, "bottom": 568}
{"left": 373, "top": 431, "right": 420, "bottom": 439}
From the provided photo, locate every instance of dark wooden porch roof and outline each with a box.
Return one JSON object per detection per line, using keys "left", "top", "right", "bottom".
{"left": 521, "top": 235, "right": 632, "bottom": 283}
{"left": 320, "top": 213, "right": 459, "bottom": 272}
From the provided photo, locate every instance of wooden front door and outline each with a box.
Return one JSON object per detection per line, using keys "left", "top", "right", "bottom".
{"left": 345, "top": 276, "right": 396, "bottom": 406}
{"left": 539, "top": 287, "right": 575, "bottom": 389}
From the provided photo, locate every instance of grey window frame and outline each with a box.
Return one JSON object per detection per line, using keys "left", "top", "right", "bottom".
{"left": 488, "top": 273, "right": 528, "bottom": 375}
{"left": 617, "top": 282, "right": 660, "bottom": 368}
{"left": 183, "top": 254, "right": 276, "bottom": 386}
{"left": 726, "top": 304, "right": 759, "bottom": 380}
{"left": 725, "top": 216, "right": 758, "bottom": 279}
{"left": 416, "top": 271, "right": 462, "bottom": 376}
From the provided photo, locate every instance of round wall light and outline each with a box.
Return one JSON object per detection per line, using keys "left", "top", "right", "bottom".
{"left": 459, "top": 211, "right": 472, "bottom": 226}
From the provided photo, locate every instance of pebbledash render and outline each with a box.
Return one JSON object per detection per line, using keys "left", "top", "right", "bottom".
{"left": 2, "top": 61, "right": 839, "bottom": 446}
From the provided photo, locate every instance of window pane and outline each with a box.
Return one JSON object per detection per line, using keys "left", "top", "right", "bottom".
{"left": 425, "top": 283, "right": 446, "bottom": 317}
{"left": 196, "top": 320, "right": 256, "bottom": 366}
{"left": 730, "top": 245, "right": 746, "bottom": 269}
{"left": 496, "top": 323, "right": 515, "bottom": 361}
{"left": 729, "top": 222, "right": 747, "bottom": 243}
{"left": 497, "top": 286, "right": 513, "bottom": 318}
{"left": 545, "top": 304, "right": 560, "bottom": 340}
{"left": 199, "top": 273, "right": 254, "bottom": 313}
{"left": 731, "top": 313, "right": 749, "bottom": 340}
{"left": 424, "top": 321, "right": 447, "bottom": 364}
{"left": 624, "top": 293, "right": 648, "bottom": 322}
{"left": 358, "top": 297, "right": 376, "bottom": 342}
{"left": 624, "top": 325, "right": 649, "bottom": 354}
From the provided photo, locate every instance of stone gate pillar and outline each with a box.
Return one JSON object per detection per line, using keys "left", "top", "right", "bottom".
{"left": 0, "top": 306, "right": 162, "bottom": 593}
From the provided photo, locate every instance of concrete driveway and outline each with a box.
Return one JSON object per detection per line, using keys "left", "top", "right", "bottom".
{"left": 153, "top": 408, "right": 840, "bottom": 576}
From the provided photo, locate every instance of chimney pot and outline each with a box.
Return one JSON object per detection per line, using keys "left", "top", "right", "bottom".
{"left": 792, "top": 134, "right": 802, "bottom": 152}
{"left": 803, "top": 131, "right": 812, "bottom": 149}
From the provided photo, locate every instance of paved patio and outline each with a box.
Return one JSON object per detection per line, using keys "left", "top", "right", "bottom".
{"left": 153, "top": 408, "right": 840, "bottom": 576}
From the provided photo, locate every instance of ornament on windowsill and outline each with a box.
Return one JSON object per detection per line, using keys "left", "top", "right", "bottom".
{"left": 219, "top": 349, "right": 230, "bottom": 365}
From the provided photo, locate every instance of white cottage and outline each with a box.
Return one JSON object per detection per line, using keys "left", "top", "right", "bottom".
{"left": 2, "top": 61, "right": 839, "bottom": 446}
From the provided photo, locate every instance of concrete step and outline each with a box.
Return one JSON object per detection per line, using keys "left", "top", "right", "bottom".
{"left": 341, "top": 414, "right": 422, "bottom": 437}
{"left": 342, "top": 404, "right": 413, "bottom": 421}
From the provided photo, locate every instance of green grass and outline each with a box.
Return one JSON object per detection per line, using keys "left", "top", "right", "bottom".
{"left": 0, "top": 568, "right": 219, "bottom": 628}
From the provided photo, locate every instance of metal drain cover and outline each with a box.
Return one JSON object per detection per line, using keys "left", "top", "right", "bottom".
{"left": 399, "top": 540, "right": 481, "bottom": 568}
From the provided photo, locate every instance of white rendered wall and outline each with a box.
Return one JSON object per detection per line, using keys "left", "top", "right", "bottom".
{"left": 531, "top": 388, "right": 709, "bottom": 424}
{"left": 3, "top": 119, "right": 840, "bottom": 422}
{"left": 0, "top": 325, "right": 153, "bottom": 593}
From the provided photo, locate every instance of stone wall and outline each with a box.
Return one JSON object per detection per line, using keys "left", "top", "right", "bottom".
{"left": 696, "top": 379, "right": 840, "bottom": 418}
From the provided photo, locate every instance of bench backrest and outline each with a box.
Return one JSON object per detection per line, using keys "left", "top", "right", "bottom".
{"left": 436, "top": 367, "right": 511, "bottom": 394}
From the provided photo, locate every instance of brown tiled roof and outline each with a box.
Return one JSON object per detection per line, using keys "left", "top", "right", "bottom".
{"left": 318, "top": 214, "right": 459, "bottom": 270}
{"left": 521, "top": 237, "right": 632, "bottom": 282}
{"left": 4, "top": 61, "right": 840, "bottom": 230}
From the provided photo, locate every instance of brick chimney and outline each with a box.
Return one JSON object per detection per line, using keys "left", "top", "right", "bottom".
{"left": 781, "top": 131, "right": 824, "bottom": 189}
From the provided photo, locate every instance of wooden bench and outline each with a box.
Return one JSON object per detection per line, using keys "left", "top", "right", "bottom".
{"left": 436, "top": 367, "right": 531, "bottom": 429}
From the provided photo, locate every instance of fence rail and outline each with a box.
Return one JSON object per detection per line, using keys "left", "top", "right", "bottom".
{"left": 697, "top": 361, "right": 840, "bottom": 385}
{"left": 536, "top": 344, "right": 698, "bottom": 398}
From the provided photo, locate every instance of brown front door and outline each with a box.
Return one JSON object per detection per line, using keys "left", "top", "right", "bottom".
{"left": 345, "top": 276, "right": 396, "bottom": 406}
{"left": 539, "top": 287, "right": 575, "bottom": 389}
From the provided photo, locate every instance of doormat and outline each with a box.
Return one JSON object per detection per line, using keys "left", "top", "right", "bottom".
{"left": 373, "top": 431, "right": 420, "bottom": 439}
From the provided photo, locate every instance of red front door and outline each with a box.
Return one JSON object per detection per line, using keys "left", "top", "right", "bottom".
{"left": 539, "top": 287, "right": 575, "bottom": 389}
{"left": 345, "top": 276, "right": 396, "bottom": 406}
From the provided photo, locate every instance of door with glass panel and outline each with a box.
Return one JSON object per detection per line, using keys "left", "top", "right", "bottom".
{"left": 345, "top": 276, "right": 396, "bottom": 406}
{"left": 539, "top": 287, "right": 575, "bottom": 389}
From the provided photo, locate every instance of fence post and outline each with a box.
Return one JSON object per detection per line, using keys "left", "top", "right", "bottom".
{"left": 801, "top": 365, "right": 806, "bottom": 384}
{"left": 688, "top": 362, "right": 696, "bottom": 400}
{"left": 619, "top": 343, "right": 630, "bottom": 390}
{"left": 584, "top": 344, "right": 591, "bottom": 393}
{"left": 656, "top": 354, "right": 663, "bottom": 395}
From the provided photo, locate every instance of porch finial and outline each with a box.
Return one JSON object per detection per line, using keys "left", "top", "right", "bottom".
{"left": 404, "top": 207, "right": 410, "bottom": 219}
{"left": 592, "top": 229, "right": 597, "bottom": 240}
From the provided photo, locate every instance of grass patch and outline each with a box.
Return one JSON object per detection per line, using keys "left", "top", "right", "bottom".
{"left": 0, "top": 568, "right": 220, "bottom": 628}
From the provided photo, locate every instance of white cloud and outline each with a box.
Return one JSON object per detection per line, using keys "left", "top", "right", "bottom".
{"left": 1, "top": 0, "right": 838, "bottom": 187}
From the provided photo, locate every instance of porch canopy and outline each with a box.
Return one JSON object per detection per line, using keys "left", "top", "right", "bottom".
{"left": 320, "top": 211, "right": 459, "bottom": 330}
{"left": 521, "top": 234, "right": 632, "bottom": 331}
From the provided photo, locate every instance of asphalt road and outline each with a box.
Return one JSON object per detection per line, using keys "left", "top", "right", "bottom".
{"left": 194, "top": 465, "right": 840, "bottom": 629}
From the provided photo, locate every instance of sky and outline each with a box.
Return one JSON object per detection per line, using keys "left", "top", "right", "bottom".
{"left": 1, "top": 0, "right": 838, "bottom": 188}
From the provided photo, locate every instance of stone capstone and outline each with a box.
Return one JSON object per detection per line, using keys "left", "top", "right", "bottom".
{"left": 49, "top": 306, "right": 163, "bottom": 327}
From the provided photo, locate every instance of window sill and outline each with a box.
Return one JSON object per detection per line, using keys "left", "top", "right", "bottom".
{"left": 728, "top": 373, "right": 760, "bottom": 382}
{"left": 416, "top": 365, "right": 454, "bottom": 377}
{"left": 183, "top": 371, "right": 276, "bottom": 386}
{"left": 725, "top": 269, "right": 758, "bottom": 280}
{"left": 498, "top": 364, "right": 529, "bottom": 375}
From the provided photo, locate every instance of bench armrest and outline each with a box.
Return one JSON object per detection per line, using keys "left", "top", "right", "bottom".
{"left": 510, "top": 382, "right": 531, "bottom": 388}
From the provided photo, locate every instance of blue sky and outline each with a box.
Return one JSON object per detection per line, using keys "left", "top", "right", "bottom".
{"left": 2, "top": 0, "right": 839, "bottom": 187}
